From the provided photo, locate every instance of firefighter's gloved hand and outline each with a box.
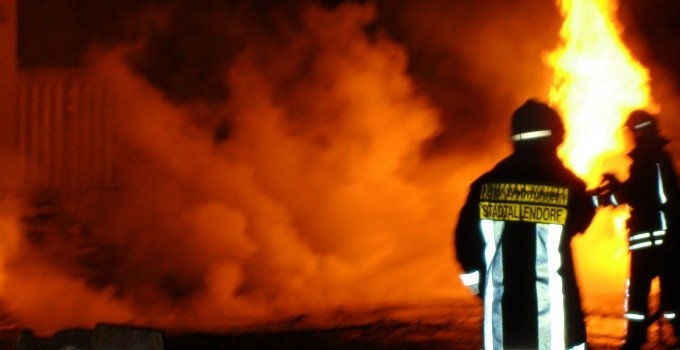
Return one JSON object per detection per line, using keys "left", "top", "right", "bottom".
{"left": 595, "top": 194, "right": 613, "bottom": 207}
{"left": 587, "top": 173, "right": 621, "bottom": 207}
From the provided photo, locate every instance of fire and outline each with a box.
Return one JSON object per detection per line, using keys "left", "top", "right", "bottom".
{"left": 546, "top": 0, "right": 654, "bottom": 295}
{"left": 548, "top": 0, "right": 653, "bottom": 185}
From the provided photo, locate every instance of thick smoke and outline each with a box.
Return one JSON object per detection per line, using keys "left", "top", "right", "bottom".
{"left": 3, "top": 2, "right": 480, "bottom": 333}
{"left": 90, "top": 1, "right": 462, "bottom": 329}
{"left": 5, "top": 0, "right": 680, "bottom": 335}
{"left": 373, "top": 0, "right": 563, "bottom": 156}
{"left": 614, "top": 0, "right": 680, "bottom": 161}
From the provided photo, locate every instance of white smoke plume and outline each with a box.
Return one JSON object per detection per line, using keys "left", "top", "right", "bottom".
{"left": 2, "top": 2, "right": 472, "bottom": 333}
{"left": 5, "top": 0, "right": 680, "bottom": 335}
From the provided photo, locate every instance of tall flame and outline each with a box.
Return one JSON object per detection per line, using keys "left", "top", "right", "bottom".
{"left": 547, "top": 0, "right": 654, "bottom": 296}
{"left": 548, "top": 0, "right": 653, "bottom": 187}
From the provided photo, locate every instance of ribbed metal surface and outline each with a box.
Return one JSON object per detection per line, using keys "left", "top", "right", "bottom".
{"left": 17, "top": 70, "right": 118, "bottom": 201}
{"left": 0, "top": 0, "right": 18, "bottom": 150}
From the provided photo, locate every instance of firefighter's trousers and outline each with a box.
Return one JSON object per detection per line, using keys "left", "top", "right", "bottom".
{"left": 624, "top": 246, "right": 680, "bottom": 347}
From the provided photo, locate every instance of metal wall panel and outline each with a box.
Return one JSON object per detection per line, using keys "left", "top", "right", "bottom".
{"left": 0, "top": 0, "right": 18, "bottom": 150}
{"left": 17, "top": 70, "right": 119, "bottom": 202}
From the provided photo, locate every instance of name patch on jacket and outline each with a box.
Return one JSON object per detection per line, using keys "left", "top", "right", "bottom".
{"left": 479, "top": 183, "right": 569, "bottom": 224}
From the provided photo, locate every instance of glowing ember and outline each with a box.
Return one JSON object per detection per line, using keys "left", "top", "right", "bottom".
{"left": 546, "top": 0, "right": 655, "bottom": 294}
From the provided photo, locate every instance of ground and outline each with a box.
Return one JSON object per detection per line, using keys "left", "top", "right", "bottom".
{"left": 2, "top": 295, "right": 677, "bottom": 349}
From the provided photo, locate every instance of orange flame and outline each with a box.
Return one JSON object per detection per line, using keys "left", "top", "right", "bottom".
{"left": 548, "top": 0, "right": 653, "bottom": 187}
{"left": 547, "top": 0, "right": 655, "bottom": 295}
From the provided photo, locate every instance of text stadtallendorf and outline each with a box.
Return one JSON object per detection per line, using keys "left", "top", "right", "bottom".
{"left": 478, "top": 183, "right": 569, "bottom": 225}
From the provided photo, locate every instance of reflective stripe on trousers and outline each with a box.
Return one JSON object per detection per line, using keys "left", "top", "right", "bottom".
{"left": 628, "top": 229, "right": 666, "bottom": 251}
{"left": 481, "top": 220, "right": 567, "bottom": 350}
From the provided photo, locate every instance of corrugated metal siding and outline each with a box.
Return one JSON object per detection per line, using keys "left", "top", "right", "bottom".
{"left": 17, "top": 70, "right": 118, "bottom": 201}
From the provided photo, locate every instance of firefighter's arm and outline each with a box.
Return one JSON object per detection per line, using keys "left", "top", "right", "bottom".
{"left": 659, "top": 153, "right": 680, "bottom": 205}
{"left": 570, "top": 179, "right": 598, "bottom": 235}
{"left": 588, "top": 173, "right": 622, "bottom": 207}
{"left": 454, "top": 186, "right": 485, "bottom": 297}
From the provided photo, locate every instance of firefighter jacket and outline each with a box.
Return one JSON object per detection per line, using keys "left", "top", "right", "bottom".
{"left": 455, "top": 146, "right": 595, "bottom": 350}
{"left": 611, "top": 142, "right": 680, "bottom": 251}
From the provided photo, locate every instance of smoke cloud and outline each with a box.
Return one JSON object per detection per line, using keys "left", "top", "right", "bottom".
{"left": 4, "top": 1, "right": 478, "bottom": 333}
{"left": 4, "top": 0, "right": 680, "bottom": 335}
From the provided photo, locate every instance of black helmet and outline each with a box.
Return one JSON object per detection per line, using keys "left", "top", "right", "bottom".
{"left": 625, "top": 110, "right": 660, "bottom": 140}
{"left": 510, "top": 99, "right": 565, "bottom": 147}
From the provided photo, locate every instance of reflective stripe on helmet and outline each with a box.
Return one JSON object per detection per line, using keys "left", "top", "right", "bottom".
{"left": 511, "top": 130, "right": 552, "bottom": 141}
{"left": 634, "top": 120, "right": 653, "bottom": 129}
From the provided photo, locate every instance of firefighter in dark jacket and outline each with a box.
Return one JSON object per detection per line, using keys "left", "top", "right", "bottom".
{"left": 592, "top": 110, "right": 680, "bottom": 349}
{"left": 455, "top": 99, "right": 596, "bottom": 350}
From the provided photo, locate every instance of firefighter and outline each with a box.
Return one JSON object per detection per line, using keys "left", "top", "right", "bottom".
{"left": 455, "top": 99, "right": 595, "bottom": 349}
{"left": 593, "top": 110, "right": 680, "bottom": 349}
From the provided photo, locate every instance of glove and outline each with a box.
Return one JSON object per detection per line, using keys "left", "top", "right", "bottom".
{"left": 587, "top": 173, "right": 621, "bottom": 207}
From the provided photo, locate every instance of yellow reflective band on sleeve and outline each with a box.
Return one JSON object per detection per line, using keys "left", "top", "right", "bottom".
{"left": 481, "top": 183, "right": 569, "bottom": 205}
{"left": 480, "top": 202, "right": 567, "bottom": 225}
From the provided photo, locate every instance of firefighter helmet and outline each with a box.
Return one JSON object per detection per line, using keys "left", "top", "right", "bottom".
{"left": 625, "top": 110, "right": 660, "bottom": 141}
{"left": 510, "top": 99, "right": 564, "bottom": 146}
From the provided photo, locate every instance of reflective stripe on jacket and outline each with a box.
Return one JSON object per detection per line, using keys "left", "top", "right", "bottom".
{"left": 455, "top": 147, "right": 595, "bottom": 349}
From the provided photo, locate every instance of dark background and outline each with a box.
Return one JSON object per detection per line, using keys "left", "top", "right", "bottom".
{"left": 18, "top": 0, "right": 680, "bottom": 158}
